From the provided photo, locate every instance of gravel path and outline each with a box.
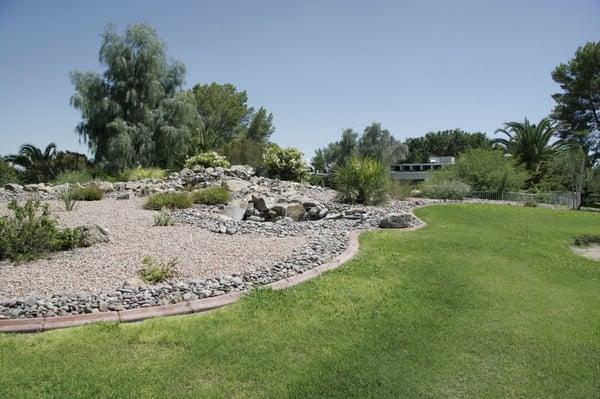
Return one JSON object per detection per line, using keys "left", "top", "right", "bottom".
{"left": 0, "top": 198, "right": 306, "bottom": 299}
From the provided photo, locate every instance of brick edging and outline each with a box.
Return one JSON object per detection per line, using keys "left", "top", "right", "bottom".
{"left": 0, "top": 222, "right": 426, "bottom": 334}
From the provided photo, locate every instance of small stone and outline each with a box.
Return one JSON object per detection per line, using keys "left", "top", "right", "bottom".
{"left": 116, "top": 193, "right": 130, "bottom": 200}
{"left": 98, "top": 302, "right": 109, "bottom": 312}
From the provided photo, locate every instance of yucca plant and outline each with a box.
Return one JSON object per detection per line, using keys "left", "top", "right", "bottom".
{"left": 333, "top": 156, "right": 391, "bottom": 204}
{"left": 60, "top": 187, "right": 77, "bottom": 211}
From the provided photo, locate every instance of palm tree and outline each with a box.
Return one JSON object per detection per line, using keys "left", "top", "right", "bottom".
{"left": 5, "top": 143, "right": 57, "bottom": 183}
{"left": 494, "top": 118, "right": 562, "bottom": 174}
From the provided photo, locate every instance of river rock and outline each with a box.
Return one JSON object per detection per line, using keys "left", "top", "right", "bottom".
{"left": 378, "top": 213, "right": 420, "bottom": 229}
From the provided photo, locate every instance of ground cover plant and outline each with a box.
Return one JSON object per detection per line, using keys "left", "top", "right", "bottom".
{"left": 1, "top": 204, "right": 599, "bottom": 397}
{"left": 191, "top": 185, "right": 230, "bottom": 205}
{"left": 70, "top": 186, "right": 104, "bottom": 201}
{"left": 0, "top": 200, "right": 81, "bottom": 261}
{"left": 143, "top": 192, "right": 192, "bottom": 210}
{"left": 185, "top": 151, "right": 231, "bottom": 169}
{"left": 120, "top": 167, "right": 167, "bottom": 181}
{"left": 153, "top": 208, "right": 174, "bottom": 226}
{"left": 138, "top": 256, "right": 178, "bottom": 283}
{"left": 53, "top": 170, "right": 93, "bottom": 185}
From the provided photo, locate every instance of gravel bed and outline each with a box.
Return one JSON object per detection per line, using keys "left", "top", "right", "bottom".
{"left": 0, "top": 195, "right": 437, "bottom": 319}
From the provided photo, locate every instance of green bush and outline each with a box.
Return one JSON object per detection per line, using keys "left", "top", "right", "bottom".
{"left": 144, "top": 192, "right": 192, "bottom": 210}
{"left": 53, "top": 170, "right": 94, "bottom": 185}
{"left": 333, "top": 157, "right": 391, "bottom": 204}
{"left": 0, "top": 200, "right": 82, "bottom": 261}
{"left": 120, "top": 167, "right": 167, "bottom": 181}
{"left": 71, "top": 186, "right": 104, "bottom": 201}
{"left": 191, "top": 186, "right": 231, "bottom": 205}
{"left": 421, "top": 179, "right": 471, "bottom": 200}
{"left": 263, "top": 145, "right": 309, "bottom": 182}
{"left": 153, "top": 208, "right": 174, "bottom": 226}
{"left": 139, "top": 256, "right": 178, "bottom": 283}
{"left": 436, "top": 149, "right": 529, "bottom": 192}
{"left": 0, "top": 160, "right": 19, "bottom": 186}
{"left": 185, "top": 152, "right": 230, "bottom": 169}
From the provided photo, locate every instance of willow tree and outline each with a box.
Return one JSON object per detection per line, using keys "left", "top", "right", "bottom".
{"left": 70, "top": 23, "right": 198, "bottom": 171}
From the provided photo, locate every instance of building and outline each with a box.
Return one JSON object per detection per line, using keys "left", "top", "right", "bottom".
{"left": 391, "top": 156, "right": 455, "bottom": 182}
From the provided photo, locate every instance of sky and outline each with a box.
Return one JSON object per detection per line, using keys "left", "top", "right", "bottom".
{"left": 0, "top": 0, "right": 599, "bottom": 160}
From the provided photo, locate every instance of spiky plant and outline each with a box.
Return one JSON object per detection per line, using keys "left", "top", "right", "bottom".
{"left": 494, "top": 118, "right": 562, "bottom": 174}
{"left": 333, "top": 156, "right": 391, "bottom": 205}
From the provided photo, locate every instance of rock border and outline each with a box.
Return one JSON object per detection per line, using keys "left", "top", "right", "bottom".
{"left": 0, "top": 222, "right": 426, "bottom": 333}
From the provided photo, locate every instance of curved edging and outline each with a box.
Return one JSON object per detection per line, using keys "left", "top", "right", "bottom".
{"left": 0, "top": 221, "right": 427, "bottom": 334}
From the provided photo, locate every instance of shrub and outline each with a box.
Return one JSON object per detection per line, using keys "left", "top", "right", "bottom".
{"left": 153, "top": 208, "right": 174, "bottom": 226}
{"left": 60, "top": 187, "right": 77, "bottom": 211}
{"left": 573, "top": 234, "right": 600, "bottom": 247}
{"left": 120, "top": 167, "right": 167, "bottom": 181}
{"left": 191, "top": 186, "right": 231, "bottom": 205}
{"left": 71, "top": 186, "right": 104, "bottom": 201}
{"left": 0, "top": 200, "right": 82, "bottom": 261}
{"left": 421, "top": 179, "right": 471, "bottom": 200}
{"left": 185, "top": 151, "right": 230, "bottom": 169}
{"left": 139, "top": 256, "right": 178, "bottom": 283}
{"left": 53, "top": 170, "right": 93, "bottom": 185}
{"left": 144, "top": 192, "right": 192, "bottom": 210}
{"left": 263, "top": 145, "right": 309, "bottom": 182}
{"left": 0, "top": 160, "right": 19, "bottom": 186}
{"left": 333, "top": 157, "right": 391, "bottom": 205}
{"left": 436, "top": 149, "right": 529, "bottom": 192}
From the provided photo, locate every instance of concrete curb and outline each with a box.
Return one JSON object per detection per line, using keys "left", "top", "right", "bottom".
{"left": 0, "top": 222, "right": 426, "bottom": 334}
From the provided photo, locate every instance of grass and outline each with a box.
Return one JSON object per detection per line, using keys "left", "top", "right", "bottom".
{"left": 191, "top": 185, "right": 231, "bottom": 205}
{"left": 70, "top": 186, "right": 104, "bottom": 201}
{"left": 120, "top": 167, "right": 167, "bottom": 181}
{"left": 143, "top": 192, "right": 192, "bottom": 210}
{"left": 52, "top": 170, "right": 94, "bottom": 185}
{"left": 139, "top": 256, "right": 178, "bottom": 283}
{"left": 1, "top": 204, "right": 599, "bottom": 398}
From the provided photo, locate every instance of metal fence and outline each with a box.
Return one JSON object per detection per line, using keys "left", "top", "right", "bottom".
{"left": 467, "top": 191, "right": 581, "bottom": 208}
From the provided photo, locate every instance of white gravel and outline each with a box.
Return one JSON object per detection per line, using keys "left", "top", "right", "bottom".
{"left": 0, "top": 197, "right": 306, "bottom": 298}
{"left": 572, "top": 245, "right": 600, "bottom": 262}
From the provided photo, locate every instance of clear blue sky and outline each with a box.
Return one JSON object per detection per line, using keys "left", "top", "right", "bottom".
{"left": 1, "top": 0, "right": 598, "bottom": 159}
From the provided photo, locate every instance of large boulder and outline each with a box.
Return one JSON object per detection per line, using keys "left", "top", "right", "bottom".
{"left": 224, "top": 179, "right": 251, "bottom": 194}
{"left": 286, "top": 204, "right": 306, "bottom": 221}
{"left": 251, "top": 194, "right": 273, "bottom": 212}
{"left": 223, "top": 200, "right": 248, "bottom": 221}
{"left": 76, "top": 225, "right": 110, "bottom": 247}
{"left": 378, "top": 213, "right": 421, "bottom": 229}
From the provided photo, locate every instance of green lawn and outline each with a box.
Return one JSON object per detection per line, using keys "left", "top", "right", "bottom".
{"left": 1, "top": 204, "right": 600, "bottom": 398}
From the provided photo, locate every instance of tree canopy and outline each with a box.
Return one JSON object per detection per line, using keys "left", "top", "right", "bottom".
{"left": 70, "top": 23, "right": 198, "bottom": 171}
{"left": 405, "top": 129, "right": 491, "bottom": 163}
{"left": 494, "top": 118, "right": 560, "bottom": 178}
{"left": 189, "top": 83, "right": 275, "bottom": 152}
{"left": 551, "top": 41, "right": 600, "bottom": 160}
{"left": 311, "top": 124, "right": 406, "bottom": 172}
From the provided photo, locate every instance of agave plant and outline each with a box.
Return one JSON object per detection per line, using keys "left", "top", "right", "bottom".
{"left": 5, "top": 143, "right": 57, "bottom": 183}
{"left": 333, "top": 156, "right": 391, "bottom": 205}
{"left": 494, "top": 118, "right": 562, "bottom": 174}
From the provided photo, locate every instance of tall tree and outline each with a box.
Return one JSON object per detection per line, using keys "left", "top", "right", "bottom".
{"left": 551, "top": 41, "right": 600, "bottom": 160}
{"left": 494, "top": 118, "right": 560, "bottom": 175}
{"left": 70, "top": 23, "right": 197, "bottom": 171}
{"left": 247, "top": 107, "right": 274, "bottom": 142}
{"left": 189, "top": 83, "right": 252, "bottom": 151}
{"left": 311, "top": 128, "right": 358, "bottom": 172}
{"left": 405, "top": 129, "right": 491, "bottom": 163}
{"left": 358, "top": 123, "right": 408, "bottom": 165}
